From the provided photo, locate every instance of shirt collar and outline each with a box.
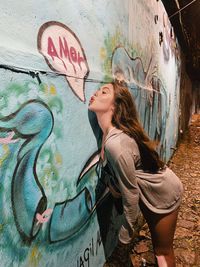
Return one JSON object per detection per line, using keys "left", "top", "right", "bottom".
{"left": 104, "top": 127, "right": 123, "bottom": 144}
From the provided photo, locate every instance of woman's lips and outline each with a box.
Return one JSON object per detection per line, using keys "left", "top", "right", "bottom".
{"left": 89, "top": 96, "right": 95, "bottom": 104}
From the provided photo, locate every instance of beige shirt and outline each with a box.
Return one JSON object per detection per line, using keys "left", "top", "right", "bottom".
{"left": 104, "top": 128, "right": 183, "bottom": 244}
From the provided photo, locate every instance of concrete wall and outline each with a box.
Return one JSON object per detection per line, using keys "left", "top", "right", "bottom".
{"left": 179, "top": 52, "right": 193, "bottom": 134}
{"left": 0, "top": 1, "right": 181, "bottom": 266}
{"left": 192, "top": 82, "right": 200, "bottom": 114}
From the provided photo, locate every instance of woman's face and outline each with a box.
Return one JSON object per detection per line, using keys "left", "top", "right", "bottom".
{"left": 88, "top": 83, "right": 115, "bottom": 114}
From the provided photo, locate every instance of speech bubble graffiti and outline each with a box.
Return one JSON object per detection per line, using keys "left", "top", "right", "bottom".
{"left": 38, "top": 21, "right": 89, "bottom": 102}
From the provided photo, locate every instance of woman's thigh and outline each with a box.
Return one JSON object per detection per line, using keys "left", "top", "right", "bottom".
{"left": 139, "top": 201, "right": 179, "bottom": 254}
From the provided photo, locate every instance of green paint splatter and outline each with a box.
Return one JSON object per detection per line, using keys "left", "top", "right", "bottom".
{"left": 101, "top": 28, "right": 158, "bottom": 80}
{"left": 101, "top": 28, "right": 126, "bottom": 82}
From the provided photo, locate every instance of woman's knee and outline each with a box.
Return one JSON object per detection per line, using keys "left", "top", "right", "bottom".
{"left": 155, "top": 255, "right": 168, "bottom": 267}
{"left": 154, "top": 246, "right": 174, "bottom": 257}
{"left": 155, "top": 253, "right": 176, "bottom": 267}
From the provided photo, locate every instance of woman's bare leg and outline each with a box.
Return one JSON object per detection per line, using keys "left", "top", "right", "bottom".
{"left": 139, "top": 201, "right": 179, "bottom": 267}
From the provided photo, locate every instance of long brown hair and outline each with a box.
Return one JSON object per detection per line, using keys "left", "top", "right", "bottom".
{"left": 111, "top": 80, "right": 165, "bottom": 173}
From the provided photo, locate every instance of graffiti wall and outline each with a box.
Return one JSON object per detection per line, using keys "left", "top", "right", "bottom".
{"left": 0, "top": 0, "right": 181, "bottom": 266}
{"left": 179, "top": 53, "right": 193, "bottom": 133}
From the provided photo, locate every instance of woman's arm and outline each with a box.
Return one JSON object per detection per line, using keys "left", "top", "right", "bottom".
{"left": 106, "top": 149, "right": 140, "bottom": 244}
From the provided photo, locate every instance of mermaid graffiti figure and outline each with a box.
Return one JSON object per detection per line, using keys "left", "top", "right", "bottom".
{"left": 0, "top": 100, "right": 53, "bottom": 242}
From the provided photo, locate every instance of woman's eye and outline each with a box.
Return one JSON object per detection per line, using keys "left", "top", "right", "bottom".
{"left": 102, "top": 91, "right": 107, "bottom": 94}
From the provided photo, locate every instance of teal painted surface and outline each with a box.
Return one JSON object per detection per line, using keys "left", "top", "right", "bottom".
{"left": 0, "top": 1, "right": 181, "bottom": 266}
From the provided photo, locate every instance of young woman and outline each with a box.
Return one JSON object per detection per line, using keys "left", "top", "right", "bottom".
{"left": 88, "top": 80, "right": 183, "bottom": 267}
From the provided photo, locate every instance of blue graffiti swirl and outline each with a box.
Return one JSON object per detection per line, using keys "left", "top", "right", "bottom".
{"left": 0, "top": 100, "right": 53, "bottom": 243}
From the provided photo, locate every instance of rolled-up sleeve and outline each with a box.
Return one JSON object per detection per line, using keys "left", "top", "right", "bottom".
{"left": 107, "top": 150, "right": 140, "bottom": 244}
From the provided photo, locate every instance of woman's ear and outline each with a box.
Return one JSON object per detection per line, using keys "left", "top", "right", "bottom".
{"left": 111, "top": 105, "right": 115, "bottom": 113}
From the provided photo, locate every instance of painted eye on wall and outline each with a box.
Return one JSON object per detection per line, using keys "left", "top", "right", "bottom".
{"left": 154, "top": 15, "right": 158, "bottom": 24}
{"left": 170, "top": 27, "right": 174, "bottom": 38}
{"left": 159, "top": 32, "right": 163, "bottom": 46}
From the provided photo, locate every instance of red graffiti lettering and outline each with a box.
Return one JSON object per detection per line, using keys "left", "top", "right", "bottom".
{"left": 59, "top": 37, "right": 70, "bottom": 60}
{"left": 70, "top": 47, "right": 77, "bottom": 63}
{"left": 48, "top": 37, "right": 59, "bottom": 60}
{"left": 59, "top": 37, "right": 77, "bottom": 73}
{"left": 47, "top": 35, "right": 85, "bottom": 74}
{"left": 78, "top": 52, "right": 85, "bottom": 70}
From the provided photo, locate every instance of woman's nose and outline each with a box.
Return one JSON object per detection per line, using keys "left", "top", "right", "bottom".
{"left": 94, "top": 90, "right": 98, "bottom": 97}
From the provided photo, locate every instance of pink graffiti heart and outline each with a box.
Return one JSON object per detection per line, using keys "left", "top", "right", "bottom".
{"left": 38, "top": 21, "right": 89, "bottom": 102}
{"left": 0, "top": 131, "right": 19, "bottom": 144}
{"left": 36, "top": 208, "right": 53, "bottom": 226}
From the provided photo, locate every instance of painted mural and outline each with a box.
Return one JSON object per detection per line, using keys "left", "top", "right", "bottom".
{"left": 0, "top": 0, "right": 180, "bottom": 266}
